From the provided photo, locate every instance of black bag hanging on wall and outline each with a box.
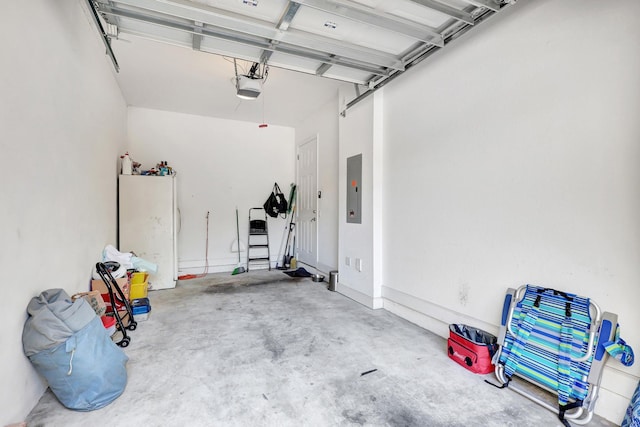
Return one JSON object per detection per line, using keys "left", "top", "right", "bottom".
{"left": 264, "top": 182, "right": 288, "bottom": 218}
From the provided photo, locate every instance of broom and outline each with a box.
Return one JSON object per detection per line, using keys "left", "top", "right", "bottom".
{"left": 231, "top": 208, "right": 246, "bottom": 275}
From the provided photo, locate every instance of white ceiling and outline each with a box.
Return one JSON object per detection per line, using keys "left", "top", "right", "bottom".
{"left": 110, "top": 34, "right": 349, "bottom": 127}
{"left": 88, "top": 0, "right": 516, "bottom": 127}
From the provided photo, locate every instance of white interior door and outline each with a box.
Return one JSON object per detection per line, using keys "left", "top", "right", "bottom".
{"left": 297, "top": 137, "right": 318, "bottom": 266}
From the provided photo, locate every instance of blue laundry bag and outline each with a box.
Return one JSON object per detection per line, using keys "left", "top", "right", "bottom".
{"left": 23, "top": 289, "right": 128, "bottom": 411}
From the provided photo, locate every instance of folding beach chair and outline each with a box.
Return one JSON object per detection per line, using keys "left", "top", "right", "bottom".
{"left": 490, "top": 285, "right": 621, "bottom": 426}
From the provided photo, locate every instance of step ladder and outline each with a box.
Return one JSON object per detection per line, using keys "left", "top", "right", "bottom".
{"left": 246, "top": 208, "right": 271, "bottom": 271}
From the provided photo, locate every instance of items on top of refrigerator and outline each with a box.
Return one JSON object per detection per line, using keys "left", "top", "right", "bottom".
{"left": 120, "top": 152, "right": 142, "bottom": 175}
{"left": 121, "top": 153, "right": 132, "bottom": 175}
{"left": 140, "top": 160, "right": 175, "bottom": 176}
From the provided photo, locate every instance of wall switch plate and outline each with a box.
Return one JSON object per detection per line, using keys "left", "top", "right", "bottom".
{"left": 345, "top": 257, "right": 351, "bottom": 267}
{"left": 355, "top": 258, "right": 362, "bottom": 272}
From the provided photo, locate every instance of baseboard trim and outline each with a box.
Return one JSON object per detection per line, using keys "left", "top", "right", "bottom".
{"left": 315, "top": 262, "right": 336, "bottom": 276}
{"left": 381, "top": 286, "right": 498, "bottom": 339}
{"left": 296, "top": 261, "right": 336, "bottom": 277}
{"left": 179, "top": 257, "right": 280, "bottom": 275}
{"left": 338, "top": 283, "right": 383, "bottom": 309}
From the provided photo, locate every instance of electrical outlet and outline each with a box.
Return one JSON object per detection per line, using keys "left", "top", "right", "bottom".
{"left": 356, "top": 258, "right": 362, "bottom": 272}
{"left": 345, "top": 257, "right": 351, "bottom": 267}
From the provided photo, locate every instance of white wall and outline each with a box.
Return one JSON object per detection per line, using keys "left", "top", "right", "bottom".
{"left": 295, "top": 96, "right": 344, "bottom": 273}
{"left": 127, "top": 107, "right": 295, "bottom": 273}
{"left": 377, "top": 0, "right": 640, "bottom": 423}
{"left": 0, "top": 1, "right": 127, "bottom": 424}
{"left": 337, "top": 93, "right": 383, "bottom": 308}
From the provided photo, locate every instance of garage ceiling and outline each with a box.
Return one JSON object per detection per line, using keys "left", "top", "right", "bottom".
{"left": 92, "top": 0, "right": 515, "bottom": 89}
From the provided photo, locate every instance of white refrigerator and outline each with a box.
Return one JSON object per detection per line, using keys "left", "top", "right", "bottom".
{"left": 118, "top": 174, "right": 178, "bottom": 290}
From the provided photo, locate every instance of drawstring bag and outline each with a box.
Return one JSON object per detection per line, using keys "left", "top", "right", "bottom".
{"left": 23, "top": 289, "right": 128, "bottom": 411}
{"left": 263, "top": 182, "right": 288, "bottom": 218}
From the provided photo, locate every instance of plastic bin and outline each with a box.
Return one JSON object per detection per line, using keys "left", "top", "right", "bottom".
{"left": 131, "top": 298, "right": 151, "bottom": 322}
{"left": 131, "top": 298, "right": 150, "bottom": 315}
{"left": 129, "top": 272, "right": 149, "bottom": 300}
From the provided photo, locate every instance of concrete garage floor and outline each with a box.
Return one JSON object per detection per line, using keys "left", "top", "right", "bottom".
{"left": 26, "top": 270, "right": 616, "bottom": 426}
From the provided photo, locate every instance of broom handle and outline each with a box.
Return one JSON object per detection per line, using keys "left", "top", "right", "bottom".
{"left": 236, "top": 208, "right": 241, "bottom": 264}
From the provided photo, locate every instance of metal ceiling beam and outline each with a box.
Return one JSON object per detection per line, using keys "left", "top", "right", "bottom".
{"left": 258, "top": 2, "right": 300, "bottom": 65}
{"left": 277, "top": 2, "right": 301, "bottom": 31}
{"left": 405, "top": 0, "right": 475, "bottom": 25}
{"left": 98, "top": 5, "right": 391, "bottom": 76}
{"left": 459, "top": 0, "right": 501, "bottom": 12}
{"left": 315, "top": 55, "right": 335, "bottom": 76}
{"left": 315, "top": 62, "right": 332, "bottom": 75}
{"left": 85, "top": 0, "right": 119, "bottom": 72}
{"left": 343, "top": 7, "right": 501, "bottom": 113}
{"left": 283, "top": 27, "right": 404, "bottom": 70}
{"left": 192, "top": 21, "right": 203, "bottom": 50}
{"left": 97, "top": 0, "right": 404, "bottom": 70}
{"left": 260, "top": 49, "right": 274, "bottom": 64}
{"left": 290, "top": 0, "right": 444, "bottom": 47}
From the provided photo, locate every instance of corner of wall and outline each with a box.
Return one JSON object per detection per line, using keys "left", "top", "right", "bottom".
{"left": 337, "top": 282, "right": 383, "bottom": 310}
